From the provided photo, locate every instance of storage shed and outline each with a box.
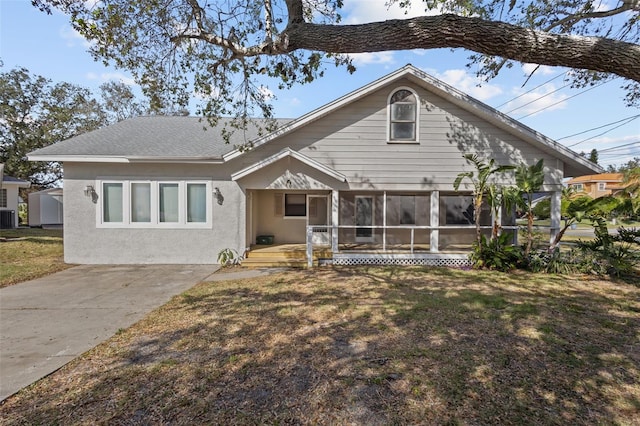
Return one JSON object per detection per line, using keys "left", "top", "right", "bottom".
{"left": 29, "top": 188, "right": 63, "bottom": 227}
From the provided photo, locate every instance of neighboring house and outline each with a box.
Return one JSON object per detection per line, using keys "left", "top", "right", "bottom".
{"left": 28, "top": 65, "right": 602, "bottom": 266}
{"left": 566, "top": 173, "right": 625, "bottom": 198}
{"left": 0, "top": 176, "right": 31, "bottom": 229}
{"left": 28, "top": 188, "right": 64, "bottom": 227}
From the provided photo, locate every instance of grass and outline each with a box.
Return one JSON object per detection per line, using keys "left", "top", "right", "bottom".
{"left": 0, "top": 228, "right": 69, "bottom": 288}
{"left": 1, "top": 267, "right": 638, "bottom": 424}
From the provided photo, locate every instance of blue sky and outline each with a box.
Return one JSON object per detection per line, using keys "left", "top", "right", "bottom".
{"left": 1, "top": 0, "right": 638, "bottom": 169}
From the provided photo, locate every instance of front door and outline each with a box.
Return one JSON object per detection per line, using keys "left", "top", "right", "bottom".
{"left": 308, "top": 195, "right": 330, "bottom": 245}
{"left": 355, "top": 195, "right": 374, "bottom": 242}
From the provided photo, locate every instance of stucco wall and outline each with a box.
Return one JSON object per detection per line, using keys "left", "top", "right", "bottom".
{"left": 63, "top": 162, "right": 245, "bottom": 264}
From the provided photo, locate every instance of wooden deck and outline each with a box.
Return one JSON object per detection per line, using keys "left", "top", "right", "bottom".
{"left": 242, "top": 243, "right": 472, "bottom": 268}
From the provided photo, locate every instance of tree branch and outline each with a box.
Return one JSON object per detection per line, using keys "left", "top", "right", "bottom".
{"left": 285, "top": 0, "right": 305, "bottom": 24}
{"left": 545, "top": 2, "right": 638, "bottom": 32}
{"left": 282, "top": 14, "right": 640, "bottom": 83}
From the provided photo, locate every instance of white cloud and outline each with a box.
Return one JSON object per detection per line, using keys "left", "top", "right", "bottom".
{"left": 349, "top": 51, "right": 395, "bottom": 66}
{"left": 503, "top": 84, "right": 568, "bottom": 117}
{"left": 289, "top": 97, "right": 301, "bottom": 106}
{"left": 86, "top": 72, "right": 136, "bottom": 86}
{"left": 342, "top": 0, "right": 439, "bottom": 24}
{"left": 258, "top": 85, "right": 275, "bottom": 101}
{"left": 521, "top": 63, "right": 556, "bottom": 76}
{"left": 59, "top": 25, "right": 92, "bottom": 48}
{"left": 425, "top": 68, "right": 503, "bottom": 101}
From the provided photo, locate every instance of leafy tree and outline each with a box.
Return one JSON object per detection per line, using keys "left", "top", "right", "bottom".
{"left": 588, "top": 148, "right": 599, "bottom": 165}
{"left": 31, "top": 0, "right": 640, "bottom": 137}
{"left": 99, "top": 81, "right": 147, "bottom": 123}
{"left": 0, "top": 67, "right": 106, "bottom": 186}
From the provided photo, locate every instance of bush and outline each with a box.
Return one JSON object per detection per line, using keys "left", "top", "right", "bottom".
{"left": 470, "top": 233, "right": 523, "bottom": 272}
{"left": 574, "top": 221, "right": 640, "bottom": 278}
{"left": 532, "top": 198, "right": 550, "bottom": 220}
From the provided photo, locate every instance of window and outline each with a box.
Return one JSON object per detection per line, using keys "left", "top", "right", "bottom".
{"left": 103, "top": 183, "right": 123, "bottom": 223}
{"left": 573, "top": 183, "right": 584, "bottom": 192}
{"left": 187, "top": 183, "right": 207, "bottom": 223}
{"left": 400, "top": 195, "right": 416, "bottom": 225}
{"left": 131, "top": 182, "right": 151, "bottom": 223}
{"left": 0, "top": 188, "right": 7, "bottom": 208}
{"left": 598, "top": 182, "right": 607, "bottom": 191}
{"left": 389, "top": 89, "right": 417, "bottom": 142}
{"left": 98, "top": 180, "right": 211, "bottom": 228}
{"left": 159, "top": 183, "right": 179, "bottom": 223}
{"left": 440, "top": 195, "right": 490, "bottom": 226}
{"left": 285, "top": 193, "right": 306, "bottom": 217}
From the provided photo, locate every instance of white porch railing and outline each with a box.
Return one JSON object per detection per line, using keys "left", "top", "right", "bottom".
{"left": 306, "top": 224, "right": 521, "bottom": 267}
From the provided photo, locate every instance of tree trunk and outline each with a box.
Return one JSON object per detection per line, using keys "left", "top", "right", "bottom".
{"left": 282, "top": 14, "right": 640, "bottom": 83}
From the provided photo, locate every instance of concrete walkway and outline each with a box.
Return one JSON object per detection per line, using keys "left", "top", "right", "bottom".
{"left": 0, "top": 264, "right": 220, "bottom": 401}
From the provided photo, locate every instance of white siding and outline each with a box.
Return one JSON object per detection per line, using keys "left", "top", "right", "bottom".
{"left": 231, "top": 78, "right": 564, "bottom": 192}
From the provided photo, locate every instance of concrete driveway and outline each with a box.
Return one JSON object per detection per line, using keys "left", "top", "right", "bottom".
{"left": 0, "top": 264, "right": 219, "bottom": 401}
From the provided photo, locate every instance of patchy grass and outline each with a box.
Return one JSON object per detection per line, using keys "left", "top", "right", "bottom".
{"left": 1, "top": 267, "right": 639, "bottom": 424}
{"left": 0, "top": 228, "right": 69, "bottom": 288}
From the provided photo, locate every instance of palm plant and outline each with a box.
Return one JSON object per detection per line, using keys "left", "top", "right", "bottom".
{"left": 454, "top": 154, "right": 515, "bottom": 248}
{"left": 513, "top": 159, "right": 545, "bottom": 258}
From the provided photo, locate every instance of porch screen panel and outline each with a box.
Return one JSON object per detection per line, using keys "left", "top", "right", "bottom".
{"left": 159, "top": 183, "right": 179, "bottom": 223}
{"left": 400, "top": 195, "right": 416, "bottom": 224}
{"left": 187, "top": 183, "right": 206, "bottom": 223}
{"left": 131, "top": 183, "right": 151, "bottom": 223}
{"left": 103, "top": 183, "right": 123, "bottom": 223}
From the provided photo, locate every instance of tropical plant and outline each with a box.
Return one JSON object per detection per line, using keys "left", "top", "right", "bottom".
{"left": 514, "top": 159, "right": 545, "bottom": 258}
{"left": 454, "top": 154, "right": 515, "bottom": 249}
{"left": 575, "top": 218, "right": 640, "bottom": 278}
{"left": 217, "top": 248, "right": 243, "bottom": 267}
{"left": 469, "top": 233, "right": 522, "bottom": 272}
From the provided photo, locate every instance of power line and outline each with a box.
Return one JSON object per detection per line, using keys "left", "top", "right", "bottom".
{"left": 516, "top": 80, "right": 612, "bottom": 120}
{"left": 495, "top": 71, "right": 567, "bottom": 109}
{"left": 598, "top": 141, "right": 640, "bottom": 153}
{"left": 556, "top": 114, "right": 640, "bottom": 141}
{"left": 567, "top": 116, "right": 640, "bottom": 147}
{"left": 502, "top": 82, "right": 572, "bottom": 114}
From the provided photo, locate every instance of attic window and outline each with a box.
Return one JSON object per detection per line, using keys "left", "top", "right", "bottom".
{"left": 389, "top": 88, "right": 417, "bottom": 142}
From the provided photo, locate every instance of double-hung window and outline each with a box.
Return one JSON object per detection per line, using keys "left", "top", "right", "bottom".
{"left": 98, "top": 179, "right": 211, "bottom": 228}
{"left": 389, "top": 88, "right": 418, "bottom": 142}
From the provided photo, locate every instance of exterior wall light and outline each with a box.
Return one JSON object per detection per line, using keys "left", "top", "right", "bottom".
{"left": 214, "top": 187, "right": 224, "bottom": 205}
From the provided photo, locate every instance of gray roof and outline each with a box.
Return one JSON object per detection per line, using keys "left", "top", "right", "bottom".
{"left": 28, "top": 116, "right": 290, "bottom": 160}
{"left": 2, "top": 175, "right": 30, "bottom": 184}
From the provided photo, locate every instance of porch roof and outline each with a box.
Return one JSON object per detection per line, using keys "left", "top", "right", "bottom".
{"left": 231, "top": 148, "right": 347, "bottom": 183}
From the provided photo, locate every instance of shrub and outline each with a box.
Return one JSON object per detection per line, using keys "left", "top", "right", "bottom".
{"left": 470, "top": 233, "right": 523, "bottom": 272}
{"left": 532, "top": 198, "right": 550, "bottom": 220}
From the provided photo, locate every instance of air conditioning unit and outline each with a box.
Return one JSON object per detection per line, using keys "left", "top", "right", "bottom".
{"left": 0, "top": 210, "right": 15, "bottom": 229}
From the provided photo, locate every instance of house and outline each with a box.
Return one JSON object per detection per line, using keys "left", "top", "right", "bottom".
{"left": 566, "top": 173, "right": 625, "bottom": 198}
{"left": 0, "top": 175, "right": 31, "bottom": 229}
{"left": 27, "top": 65, "right": 602, "bottom": 266}
{"left": 28, "top": 188, "right": 64, "bottom": 228}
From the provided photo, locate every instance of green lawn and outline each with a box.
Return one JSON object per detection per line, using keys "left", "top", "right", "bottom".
{"left": 0, "top": 228, "right": 69, "bottom": 288}
{"left": 1, "top": 267, "right": 638, "bottom": 424}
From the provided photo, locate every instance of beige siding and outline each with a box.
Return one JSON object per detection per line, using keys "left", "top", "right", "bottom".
{"left": 231, "top": 78, "right": 564, "bottom": 192}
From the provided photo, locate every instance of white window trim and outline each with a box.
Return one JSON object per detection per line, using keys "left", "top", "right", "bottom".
{"left": 387, "top": 86, "right": 420, "bottom": 144}
{"left": 573, "top": 183, "right": 584, "bottom": 192}
{"left": 597, "top": 182, "right": 607, "bottom": 191}
{"left": 96, "top": 178, "right": 213, "bottom": 229}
